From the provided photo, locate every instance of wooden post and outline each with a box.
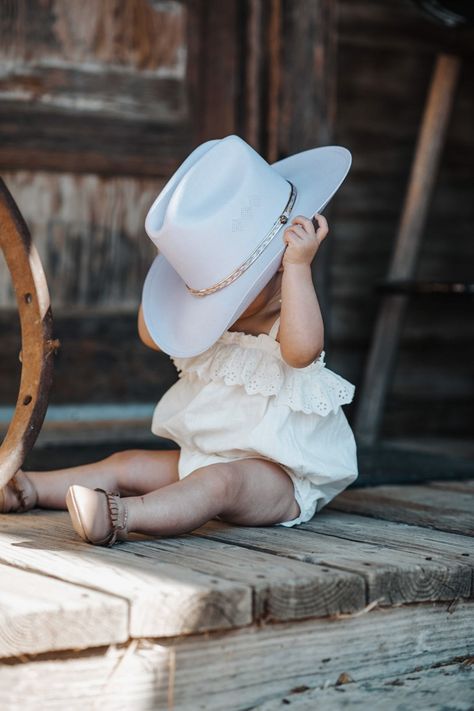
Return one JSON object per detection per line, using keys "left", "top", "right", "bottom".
{"left": 226, "top": 0, "right": 338, "bottom": 339}
{"left": 278, "top": 0, "right": 338, "bottom": 339}
{"left": 354, "top": 54, "right": 461, "bottom": 447}
{"left": 244, "top": 0, "right": 263, "bottom": 149}
{"left": 266, "top": 0, "right": 282, "bottom": 163}
{"left": 188, "top": 0, "right": 242, "bottom": 144}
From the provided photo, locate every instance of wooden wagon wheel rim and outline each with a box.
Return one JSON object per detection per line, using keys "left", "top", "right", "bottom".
{"left": 0, "top": 178, "right": 57, "bottom": 489}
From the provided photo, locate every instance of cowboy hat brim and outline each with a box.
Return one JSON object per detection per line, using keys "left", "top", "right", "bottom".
{"left": 142, "top": 145, "right": 351, "bottom": 358}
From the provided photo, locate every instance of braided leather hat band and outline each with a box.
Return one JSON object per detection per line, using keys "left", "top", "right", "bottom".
{"left": 185, "top": 180, "right": 297, "bottom": 298}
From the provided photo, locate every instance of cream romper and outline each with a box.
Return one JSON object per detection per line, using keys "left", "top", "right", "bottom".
{"left": 151, "top": 316, "right": 358, "bottom": 526}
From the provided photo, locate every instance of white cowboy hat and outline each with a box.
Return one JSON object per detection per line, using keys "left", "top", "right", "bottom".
{"left": 142, "top": 134, "right": 351, "bottom": 357}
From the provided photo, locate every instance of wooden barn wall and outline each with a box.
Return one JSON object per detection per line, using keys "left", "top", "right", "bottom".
{"left": 0, "top": 0, "right": 473, "bottom": 442}
{"left": 0, "top": 0, "right": 243, "bottom": 409}
{"left": 330, "top": 0, "right": 474, "bottom": 438}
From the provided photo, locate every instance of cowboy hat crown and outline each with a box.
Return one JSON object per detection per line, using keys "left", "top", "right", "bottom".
{"left": 145, "top": 134, "right": 294, "bottom": 294}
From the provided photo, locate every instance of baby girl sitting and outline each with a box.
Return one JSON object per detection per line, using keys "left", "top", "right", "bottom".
{"left": 0, "top": 136, "right": 358, "bottom": 545}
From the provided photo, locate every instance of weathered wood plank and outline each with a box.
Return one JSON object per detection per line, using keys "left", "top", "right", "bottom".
{"left": 386, "top": 439, "right": 474, "bottom": 460}
{"left": 328, "top": 484, "right": 474, "bottom": 536}
{"left": 279, "top": 0, "right": 337, "bottom": 152}
{"left": 127, "top": 535, "right": 366, "bottom": 622}
{"left": 0, "top": 512, "right": 251, "bottom": 638}
{"left": 300, "top": 509, "right": 474, "bottom": 568}
{"left": 0, "top": 562, "right": 128, "bottom": 657}
{"left": 339, "top": 0, "right": 474, "bottom": 54}
{"left": 0, "top": 109, "right": 195, "bottom": 178}
{"left": 192, "top": 520, "right": 471, "bottom": 606}
{"left": 190, "top": 0, "right": 241, "bottom": 143}
{"left": 0, "top": 73, "right": 187, "bottom": 123}
{"left": 0, "top": 173, "right": 162, "bottom": 309}
{"left": 0, "top": 0, "right": 192, "bottom": 176}
{"left": 382, "top": 396, "right": 474, "bottom": 441}
{"left": 355, "top": 442, "right": 474, "bottom": 486}
{"left": 427, "top": 479, "right": 474, "bottom": 494}
{"left": 0, "top": 104, "right": 193, "bottom": 177}
{"left": 0, "top": 404, "right": 158, "bottom": 447}
{"left": 0, "top": 0, "right": 186, "bottom": 71}
{"left": 0, "top": 309, "right": 177, "bottom": 405}
{"left": 253, "top": 659, "right": 474, "bottom": 710}
{"left": 331, "top": 278, "right": 474, "bottom": 343}
{"left": 0, "top": 600, "right": 472, "bottom": 711}
{"left": 0, "top": 510, "right": 365, "bottom": 624}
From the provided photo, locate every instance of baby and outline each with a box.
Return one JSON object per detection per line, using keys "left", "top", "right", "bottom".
{"left": 0, "top": 211, "right": 358, "bottom": 546}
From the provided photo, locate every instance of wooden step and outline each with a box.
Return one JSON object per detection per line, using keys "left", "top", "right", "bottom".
{"left": 252, "top": 658, "right": 474, "bottom": 710}
{"left": 0, "top": 563, "right": 127, "bottom": 657}
{"left": 0, "top": 480, "right": 472, "bottom": 708}
{"left": 0, "top": 601, "right": 472, "bottom": 711}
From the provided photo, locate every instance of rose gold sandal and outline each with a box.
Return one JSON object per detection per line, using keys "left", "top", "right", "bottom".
{"left": 0, "top": 471, "right": 38, "bottom": 513}
{"left": 66, "top": 485, "right": 129, "bottom": 547}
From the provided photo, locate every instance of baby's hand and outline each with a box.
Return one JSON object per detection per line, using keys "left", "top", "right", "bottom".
{"left": 282, "top": 213, "right": 328, "bottom": 267}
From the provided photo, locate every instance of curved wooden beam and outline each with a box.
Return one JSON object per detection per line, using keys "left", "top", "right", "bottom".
{"left": 0, "top": 178, "right": 58, "bottom": 488}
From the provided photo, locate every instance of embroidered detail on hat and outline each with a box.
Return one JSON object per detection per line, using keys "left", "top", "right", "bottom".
{"left": 231, "top": 194, "right": 261, "bottom": 233}
{"left": 187, "top": 181, "right": 296, "bottom": 297}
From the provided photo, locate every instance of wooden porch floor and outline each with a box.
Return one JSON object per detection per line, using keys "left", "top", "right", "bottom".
{"left": 0, "top": 478, "right": 473, "bottom": 710}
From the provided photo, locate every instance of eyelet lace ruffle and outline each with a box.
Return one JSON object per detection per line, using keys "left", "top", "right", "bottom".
{"left": 172, "top": 332, "right": 355, "bottom": 416}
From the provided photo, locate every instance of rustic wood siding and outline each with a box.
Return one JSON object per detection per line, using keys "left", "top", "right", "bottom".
{"left": 0, "top": 0, "right": 473, "bottom": 443}
{"left": 0, "top": 172, "right": 161, "bottom": 308}
{"left": 0, "top": 0, "right": 193, "bottom": 176}
{"left": 329, "top": 0, "right": 474, "bottom": 437}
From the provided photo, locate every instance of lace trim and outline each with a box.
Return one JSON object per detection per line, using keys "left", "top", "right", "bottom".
{"left": 172, "top": 334, "right": 355, "bottom": 416}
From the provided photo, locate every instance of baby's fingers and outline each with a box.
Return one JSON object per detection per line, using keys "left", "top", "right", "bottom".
{"left": 313, "top": 213, "right": 328, "bottom": 227}
{"left": 283, "top": 226, "right": 303, "bottom": 243}
{"left": 291, "top": 215, "right": 315, "bottom": 234}
{"left": 288, "top": 224, "right": 307, "bottom": 239}
{"left": 313, "top": 213, "right": 328, "bottom": 236}
{"left": 291, "top": 214, "right": 328, "bottom": 245}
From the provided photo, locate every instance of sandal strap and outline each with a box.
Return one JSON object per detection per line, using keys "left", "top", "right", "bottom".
{"left": 94, "top": 488, "right": 128, "bottom": 547}
{"left": 9, "top": 474, "right": 29, "bottom": 511}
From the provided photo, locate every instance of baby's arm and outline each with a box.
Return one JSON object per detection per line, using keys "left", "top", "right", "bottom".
{"left": 138, "top": 304, "right": 161, "bottom": 351}
{"left": 279, "top": 213, "right": 328, "bottom": 368}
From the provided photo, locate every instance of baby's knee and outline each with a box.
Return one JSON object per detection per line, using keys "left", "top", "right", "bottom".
{"left": 190, "top": 462, "right": 242, "bottom": 507}
{"left": 106, "top": 449, "right": 143, "bottom": 473}
{"left": 218, "top": 460, "right": 300, "bottom": 525}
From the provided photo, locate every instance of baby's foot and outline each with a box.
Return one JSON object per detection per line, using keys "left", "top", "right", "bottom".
{"left": 66, "top": 485, "right": 129, "bottom": 547}
{"left": 0, "top": 470, "right": 38, "bottom": 513}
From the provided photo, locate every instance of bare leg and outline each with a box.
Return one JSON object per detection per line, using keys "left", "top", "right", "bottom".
{"left": 26, "top": 449, "right": 180, "bottom": 510}
{"left": 125, "top": 458, "right": 301, "bottom": 536}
